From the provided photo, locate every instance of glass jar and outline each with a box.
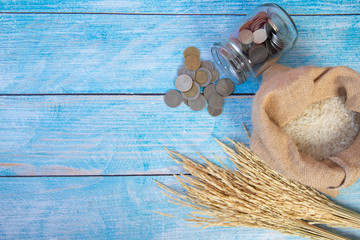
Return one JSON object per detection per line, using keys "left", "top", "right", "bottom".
{"left": 211, "top": 3, "right": 298, "bottom": 85}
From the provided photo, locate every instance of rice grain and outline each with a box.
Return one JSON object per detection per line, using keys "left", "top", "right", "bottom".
{"left": 282, "top": 96, "right": 360, "bottom": 161}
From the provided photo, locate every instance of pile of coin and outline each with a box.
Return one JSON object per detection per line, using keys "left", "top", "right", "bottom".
{"left": 164, "top": 47, "right": 235, "bottom": 117}
{"left": 235, "top": 11, "right": 285, "bottom": 65}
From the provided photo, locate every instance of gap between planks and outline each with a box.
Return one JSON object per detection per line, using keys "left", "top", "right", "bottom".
{"left": 1, "top": 12, "right": 360, "bottom": 16}
{"left": 0, "top": 173, "right": 191, "bottom": 178}
{"left": 0, "top": 93, "right": 254, "bottom": 96}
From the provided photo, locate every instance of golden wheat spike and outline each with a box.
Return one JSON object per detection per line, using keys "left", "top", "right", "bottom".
{"left": 156, "top": 140, "right": 360, "bottom": 240}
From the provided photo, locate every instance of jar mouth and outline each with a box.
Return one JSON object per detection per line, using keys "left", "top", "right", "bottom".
{"left": 211, "top": 42, "right": 251, "bottom": 85}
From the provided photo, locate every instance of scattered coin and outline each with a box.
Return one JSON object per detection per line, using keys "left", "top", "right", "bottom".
{"left": 248, "top": 44, "right": 268, "bottom": 65}
{"left": 253, "top": 28, "right": 268, "bottom": 44}
{"left": 208, "top": 105, "right": 223, "bottom": 117}
{"left": 184, "top": 46, "right": 200, "bottom": 58}
{"left": 175, "top": 74, "right": 193, "bottom": 92}
{"left": 203, "top": 84, "right": 217, "bottom": 100}
{"left": 189, "top": 94, "right": 207, "bottom": 111}
{"left": 238, "top": 29, "right": 254, "bottom": 44}
{"left": 208, "top": 93, "right": 224, "bottom": 110}
{"left": 195, "top": 67, "right": 212, "bottom": 87}
{"left": 185, "top": 55, "right": 201, "bottom": 71}
{"left": 165, "top": 46, "right": 230, "bottom": 116}
{"left": 216, "top": 78, "right": 234, "bottom": 97}
{"left": 181, "top": 81, "right": 200, "bottom": 100}
{"left": 177, "top": 65, "right": 195, "bottom": 79}
{"left": 164, "top": 90, "right": 183, "bottom": 108}
{"left": 200, "top": 61, "right": 214, "bottom": 72}
{"left": 211, "top": 69, "right": 220, "bottom": 83}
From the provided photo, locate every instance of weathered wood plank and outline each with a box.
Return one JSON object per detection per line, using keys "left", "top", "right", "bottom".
{"left": 0, "top": 176, "right": 359, "bottom": 240}
{"left": 0, "top": 95, "right": 252, "bottom": 176}
{"left": 0, "top": 0, "right": 359, "bottom": 14}
{"left": 0, "top": 14, "right": 359, "bottom": 94}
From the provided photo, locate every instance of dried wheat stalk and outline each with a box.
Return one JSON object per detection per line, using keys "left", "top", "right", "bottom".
{"left": 156, "top": 139, "right": 360, "bottom": 240}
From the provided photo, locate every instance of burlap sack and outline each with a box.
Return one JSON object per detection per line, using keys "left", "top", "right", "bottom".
{"left": 250, "top": 63, "right": 360, "bottom": 197}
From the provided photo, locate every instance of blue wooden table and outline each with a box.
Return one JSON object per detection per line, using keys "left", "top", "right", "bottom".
{"left": 1, "top": 1, "right": 360, "bottom": 239}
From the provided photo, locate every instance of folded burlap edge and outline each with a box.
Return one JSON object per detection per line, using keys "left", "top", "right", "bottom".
{"left": 250, "top": 63, "right": 360, "bottom": 197}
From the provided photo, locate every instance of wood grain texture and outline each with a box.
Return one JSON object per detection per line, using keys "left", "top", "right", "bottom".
{"left": 0, "top": 95, "right": 252, "bottom": 176}
{"left": 0, "top": 0, "right": 359, "bottom": 14}
{"left": 0, "top": 14, "right": 360, "bottom": 94}
{"left": 1, "top": 176, "right": 360, "bottom": 240}
{"left": 1, "top": 1, "right": 360, "bottom": 240}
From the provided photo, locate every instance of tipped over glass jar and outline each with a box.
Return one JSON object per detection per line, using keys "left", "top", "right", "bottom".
{"left": 211, "top": 3, "right": 298, "bottom": 85}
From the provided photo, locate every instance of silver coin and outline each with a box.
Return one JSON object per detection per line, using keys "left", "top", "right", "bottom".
{"left": 177, "top": 65, "right": 195, "bottom": 79}
{"left": 216, "top": 78, "right": 234, "bottom": 97}
{"left": 164, "top": 90, "right": 182, "bottom": 108}
{"left": 175, "top": 74, "right": 193, "bottom": 92}
{"left": 200, "top": 61, "right": 214, "bottom": 72}
{"left": 211, "top": 69, "right": 220, "bottom": 83}
{"left": 248, "top": 45, "right": 268, "bottom": 65}
{"left": 270, "top": 33, "right": 285, "bottom": 50}
{"left": 195, "top": 67, "right": 212, "bottom": 87}
{"left": 203, "top": 84, "right": 217, "bottom": 100}
{"left": 264, "top": 22, "right": 273, "bottom": 35}
{"left": 240, "top": 42, "right": 252, "bottom": 55}
{"left": 208, "top": 105, "right": 223, "bottom": 117}
{"left": 208, "top": 93, "right": 224, "bottom": 109}
{"left": 238, "top": 29, "right": 254, "bottom": 44}
{"left": 267, "top": 19, "right": 278, "bottom": 33}
{"left": 265, "top": 39, "right": 278, "bottom": 55}
{"left": 269, "top": 12, "right": 284, "bottom": 33}
{"left": 189, "top": 94, "right": 207, "bottom": 111}
{"left": 253, "top": 29, "right": 268, "bottom": 44}
{"left": 181, "top": 81, "right": 200, "bottom": 101}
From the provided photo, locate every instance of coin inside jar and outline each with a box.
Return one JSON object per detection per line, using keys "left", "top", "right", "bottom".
{"left": 267, "top": 19, "right": 278, "bottom": 33}
{"left": 195, "top": 67, "right": 211, "bottom": 87}
{"left": 264, "top": 22, "right": 273, "bottom": 35}
{"left": 185, "top": 55, "right": 201, "bottom": 71}
{"left": 253, "top": 28, "right": 268, "bottom": 44}
{"left": 238, "top": 29, "right": 254, "bottom": 44}
{"left": 249, "top": 44, "right": 268, "bottom": 65}
{"left": 250, "top": 12, "right": 268, "bottom": 32}
{"left": 184, "top": 46, "right": 200, "bottom": 58}
{"left": 175, "top": 74, "right": 193, "bottom": 92}
{"left": 181, "top": 81, "right": 200, "bottom": 100}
